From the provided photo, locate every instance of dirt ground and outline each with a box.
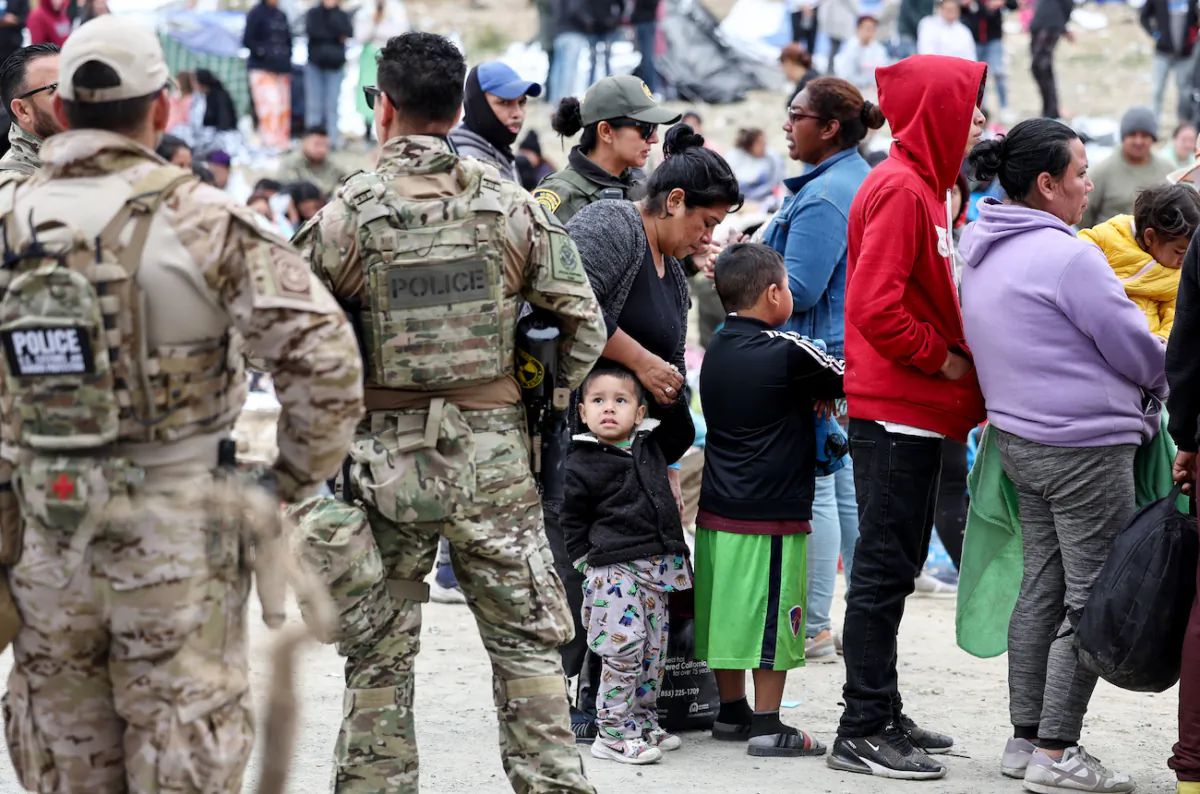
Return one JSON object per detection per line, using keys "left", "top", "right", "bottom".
{"left": 0, "top": 583, "right": 1179, "bottom": 794}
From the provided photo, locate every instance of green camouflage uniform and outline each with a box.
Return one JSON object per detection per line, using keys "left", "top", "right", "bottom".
{"left": 279, "top": 148, "right": 353, "bottom": 199}
{"left": 294, "top": 134, "right": 606, "bottom": 794}
{"left": 0, "top": 124, "right": 44, "bottom": 180}
{"left": 0, "top": 130, "right": 364, "bottom": 794}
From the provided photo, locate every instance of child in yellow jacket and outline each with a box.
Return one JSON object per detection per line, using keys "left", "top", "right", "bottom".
{"left": 1079, "top": 184, "right": 1200, "bottom": 342}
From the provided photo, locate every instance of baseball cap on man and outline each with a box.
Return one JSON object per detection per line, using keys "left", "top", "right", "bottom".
{"left": 476, "top": 62, "right": 542, "bottom": 100}
{"left": 58, "top": 15, "right": 170, "bottom": 103}
{"left": 580, "top": 75, "right": 682, "bottom": 127}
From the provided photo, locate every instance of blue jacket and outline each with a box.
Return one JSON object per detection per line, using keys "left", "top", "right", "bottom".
{"left": 763, "top": 147, "right": 871, "bottom": 357}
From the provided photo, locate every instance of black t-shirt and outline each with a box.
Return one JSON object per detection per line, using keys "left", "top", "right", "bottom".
{"left": 613, "top": 246, "right": 683, "bottom": 366}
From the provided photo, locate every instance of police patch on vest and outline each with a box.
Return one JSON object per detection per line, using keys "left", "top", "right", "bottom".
{"left": 549, "top": 233, "right": 586, "bottom": 284}
{"left": 533, "top": 188, "right": 562, "bottom": 213}
{"left": 388, "top": 260, "right": 492, "bottom": 309}
{"left": 2, "top": 327, "right": 94, "bottom": 376}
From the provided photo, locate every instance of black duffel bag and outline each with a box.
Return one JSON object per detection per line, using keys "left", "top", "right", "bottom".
{"left": 1075, "top": 485, "right": 1198, "bottom": 692}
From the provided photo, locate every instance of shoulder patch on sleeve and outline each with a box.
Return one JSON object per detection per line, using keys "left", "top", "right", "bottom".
{"left": 549, "top": 231, "right": 586, "bottom": 284}
{"left": 533, "top": 188, "right": 562, "bottom": 213}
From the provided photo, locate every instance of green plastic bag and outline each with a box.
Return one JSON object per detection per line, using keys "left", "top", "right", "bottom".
{"left": 955, "top": 411, "right": 1181, "bottom": 659}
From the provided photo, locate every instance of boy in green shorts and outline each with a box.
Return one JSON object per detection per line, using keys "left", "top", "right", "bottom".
{"left": 695, "top": 243, "right": 845, "bottom": 758}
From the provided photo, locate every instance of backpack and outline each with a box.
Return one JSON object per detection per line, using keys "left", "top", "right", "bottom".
{"left": 1074, "top": 484, "right": 1199, "bottom": 692}
{"left": 0, "top": 165, "right": 196, "bottom": 452}
{"left": 344, "top": 160, "right": 512, "bottom": 391}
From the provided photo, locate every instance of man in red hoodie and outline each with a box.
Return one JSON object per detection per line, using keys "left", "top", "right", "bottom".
{"left": 26, "top": 0, "right": 70, "bottom": 47}
{"left": 827, "top": 54, "right": 987, "bottom": 780}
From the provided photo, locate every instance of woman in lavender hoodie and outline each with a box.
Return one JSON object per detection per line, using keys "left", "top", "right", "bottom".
{"left": 960, "top": 118, "right": 1166, "bottom": 794}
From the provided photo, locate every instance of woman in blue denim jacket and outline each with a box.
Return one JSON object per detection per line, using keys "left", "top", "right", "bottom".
{"left": 761, "top": 76, "right": 885, "bottom": 658}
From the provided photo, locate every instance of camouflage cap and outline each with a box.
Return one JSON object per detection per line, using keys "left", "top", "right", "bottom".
{"left": 580, "top": 75, "right": 682, "bottom": 127}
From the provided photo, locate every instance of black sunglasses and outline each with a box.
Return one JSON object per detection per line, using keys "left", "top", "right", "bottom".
{"left": 362, "top": 85, "right": 396, "bottom": 111}
{"left": 607, "top": 118, "right": 657, "bottom": 142}
{"left": 17, "top": 82, "right": 56, "bottom": 100}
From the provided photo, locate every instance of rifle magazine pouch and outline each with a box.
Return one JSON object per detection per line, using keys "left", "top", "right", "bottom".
{"left": 351, "top": 400, "right": 476, "bottom": 525}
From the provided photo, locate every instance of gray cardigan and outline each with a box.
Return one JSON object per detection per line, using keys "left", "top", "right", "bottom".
{"left": 566, "top": 199, "right": 690, "bottom": 374}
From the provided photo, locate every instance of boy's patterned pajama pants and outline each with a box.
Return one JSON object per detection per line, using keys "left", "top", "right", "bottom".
{"left": 581, "top": 564, "right": 670, "bottom": 742}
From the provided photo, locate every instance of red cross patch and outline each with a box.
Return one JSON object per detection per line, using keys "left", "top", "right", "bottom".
{"left": 50, "top": 474, "right": 75, "bottom": 500}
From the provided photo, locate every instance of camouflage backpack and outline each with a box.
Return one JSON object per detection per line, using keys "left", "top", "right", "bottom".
{"left": 0, "top": 165, "right": 196, "bottom": 451}
{"left": 343, "top": 158, "right": 514, "bottom": 391}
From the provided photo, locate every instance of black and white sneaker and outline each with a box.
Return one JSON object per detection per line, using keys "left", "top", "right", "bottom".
{"left": 899, "top": 715, "right": 954, "bottom": 755}
{"left": 827, "top": 721, "right": 947, "bottom": 780}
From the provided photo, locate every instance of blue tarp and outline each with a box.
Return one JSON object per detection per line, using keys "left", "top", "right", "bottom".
{"left": 163, "top": 10, "right": 245, "bottom": 58}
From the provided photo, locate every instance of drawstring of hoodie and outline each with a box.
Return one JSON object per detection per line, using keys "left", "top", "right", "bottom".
{"left": 947, "top": 188, "right": 965, "bottom": 289}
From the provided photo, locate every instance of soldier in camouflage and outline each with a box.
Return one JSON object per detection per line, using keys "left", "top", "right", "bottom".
{"left": 0, "top": 17, "right": 363, "bottom": 793}
{"left": 0, "top": 43, "right": 64, "bottom": 180}
{"left": 294, "top": 31, "right": 606, "bottom": 794}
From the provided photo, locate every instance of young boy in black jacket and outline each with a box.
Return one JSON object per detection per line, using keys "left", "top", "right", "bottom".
{"left": 561, "top": 362, "right": 695, "bottom": 766}
{"left": 696, "top": 243, "right": 844, "bottom": 759}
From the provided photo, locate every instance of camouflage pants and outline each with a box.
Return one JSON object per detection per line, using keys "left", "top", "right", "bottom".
{"left": 337, "top": 404, "right": 593, "bottom": 794}
{"left": 4, "top": 464, "right": 253, "bottom": 794}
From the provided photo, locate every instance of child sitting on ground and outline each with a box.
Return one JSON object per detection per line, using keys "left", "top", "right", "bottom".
{"left": 1079, "top": 183, "right": 1200, "bottom": 342}
{"left": 560, "top": 363, "right": 695, "bottom": 766}
{"left": 695, "top": 243, "right": 845, "bottom": 759}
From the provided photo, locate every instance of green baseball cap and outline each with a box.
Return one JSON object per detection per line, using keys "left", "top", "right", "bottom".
{"left": 580, "top": 75, "right": 683, "bottom": 127}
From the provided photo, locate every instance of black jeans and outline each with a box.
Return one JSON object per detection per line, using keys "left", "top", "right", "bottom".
{"left": 791, "top": 10, "right": 818, "bottom": 54}
{"left": 934, "top": 437, "right": 969, "bottom": 570}
{"left": 839, "top": 419, "right": 943, "bottom": 737}
{"left": 1030, "top": 29, "right": 1061, "bottom": 118}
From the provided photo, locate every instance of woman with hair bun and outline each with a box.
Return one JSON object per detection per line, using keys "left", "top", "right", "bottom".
{"left": 568, "top": 121, "right": 742, "bottom": 410}
{"left": 534, "top": 74, "right": 681, "bottom": 224}
{"left": 759, "top": 75, "right": 884, "bottom": 663}
{"left": 960, "top": 118, "right": 1164, "bottom": 794}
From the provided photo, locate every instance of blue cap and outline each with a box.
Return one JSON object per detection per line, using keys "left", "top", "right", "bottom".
{"left": 476, "top": 62, "right": 542, "bottom": 100}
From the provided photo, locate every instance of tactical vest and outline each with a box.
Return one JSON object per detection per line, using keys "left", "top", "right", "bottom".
{"left": 0, "top": 165, "right": 242, "bottom": 452}
{"left": 344, "top": 159, "right": 513, "bottom": 391}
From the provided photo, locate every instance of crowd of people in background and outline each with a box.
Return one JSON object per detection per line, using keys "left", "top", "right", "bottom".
{"left": 5, "top": 0, "right": 1200, "bottom": 790}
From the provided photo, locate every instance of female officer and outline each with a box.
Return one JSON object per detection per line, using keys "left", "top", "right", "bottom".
{"left": 534, "top": 74, "right": 680, "bottom": 223}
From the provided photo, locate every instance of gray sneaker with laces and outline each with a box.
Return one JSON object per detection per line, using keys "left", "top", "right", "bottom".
{"left": 1002, "top": 737, "right": 1036, "bottom": 778}
{"left": 1023, "top": 746, "right": 1135, "bottom": 793}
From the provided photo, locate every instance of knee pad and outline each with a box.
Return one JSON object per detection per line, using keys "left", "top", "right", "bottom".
{"left": 288, "top": 497, "right": 395, "bottom": 654}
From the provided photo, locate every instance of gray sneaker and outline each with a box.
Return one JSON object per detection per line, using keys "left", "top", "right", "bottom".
{"left": 1023, "top": 746, "right": 1136, "bottom": 793}
{"left": 1002, "top": 737, "right": 1036, "bottom": 778}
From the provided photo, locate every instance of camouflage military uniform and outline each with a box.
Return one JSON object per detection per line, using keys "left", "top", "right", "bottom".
{"left": 295, "top": 134, "right": 606, "bottom": 794}
{"left": 279, "top": 148, "right": 352, "bottom": 199}
{"left": 0, "top": 124, "right": 44, "bottom": 180}
{"left": 0, "top": 130, "right": 364, "bottom": 794}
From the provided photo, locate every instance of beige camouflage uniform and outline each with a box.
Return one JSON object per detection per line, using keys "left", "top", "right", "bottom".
{"left": 295, "top": 134, "right": 606, "bottom": 794}
{"left": 0, "top": 130, "right": 364, "bottom": 794}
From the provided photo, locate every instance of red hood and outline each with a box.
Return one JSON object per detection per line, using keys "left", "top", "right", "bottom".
{"left": 876, "top": 56, "right": 987, "bottom": 196}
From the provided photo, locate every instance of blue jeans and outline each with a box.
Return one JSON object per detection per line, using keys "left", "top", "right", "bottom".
{"left": 1153, "top": 51, "right": 1195, "bottom": 122}
{"left": 976, "top": 39, "right": 1008, "bottom": 111}
{"left": 635, "top": 21, "right": 658, "bottom": 96}
{"left": 550, "top": 31, "right": 613, "bottom": 102}
{"left": 805, "top": 459, "right": 860, "bottom": 637}
{"left": 304, "top": 63, "right": 344, "bottom": 148}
